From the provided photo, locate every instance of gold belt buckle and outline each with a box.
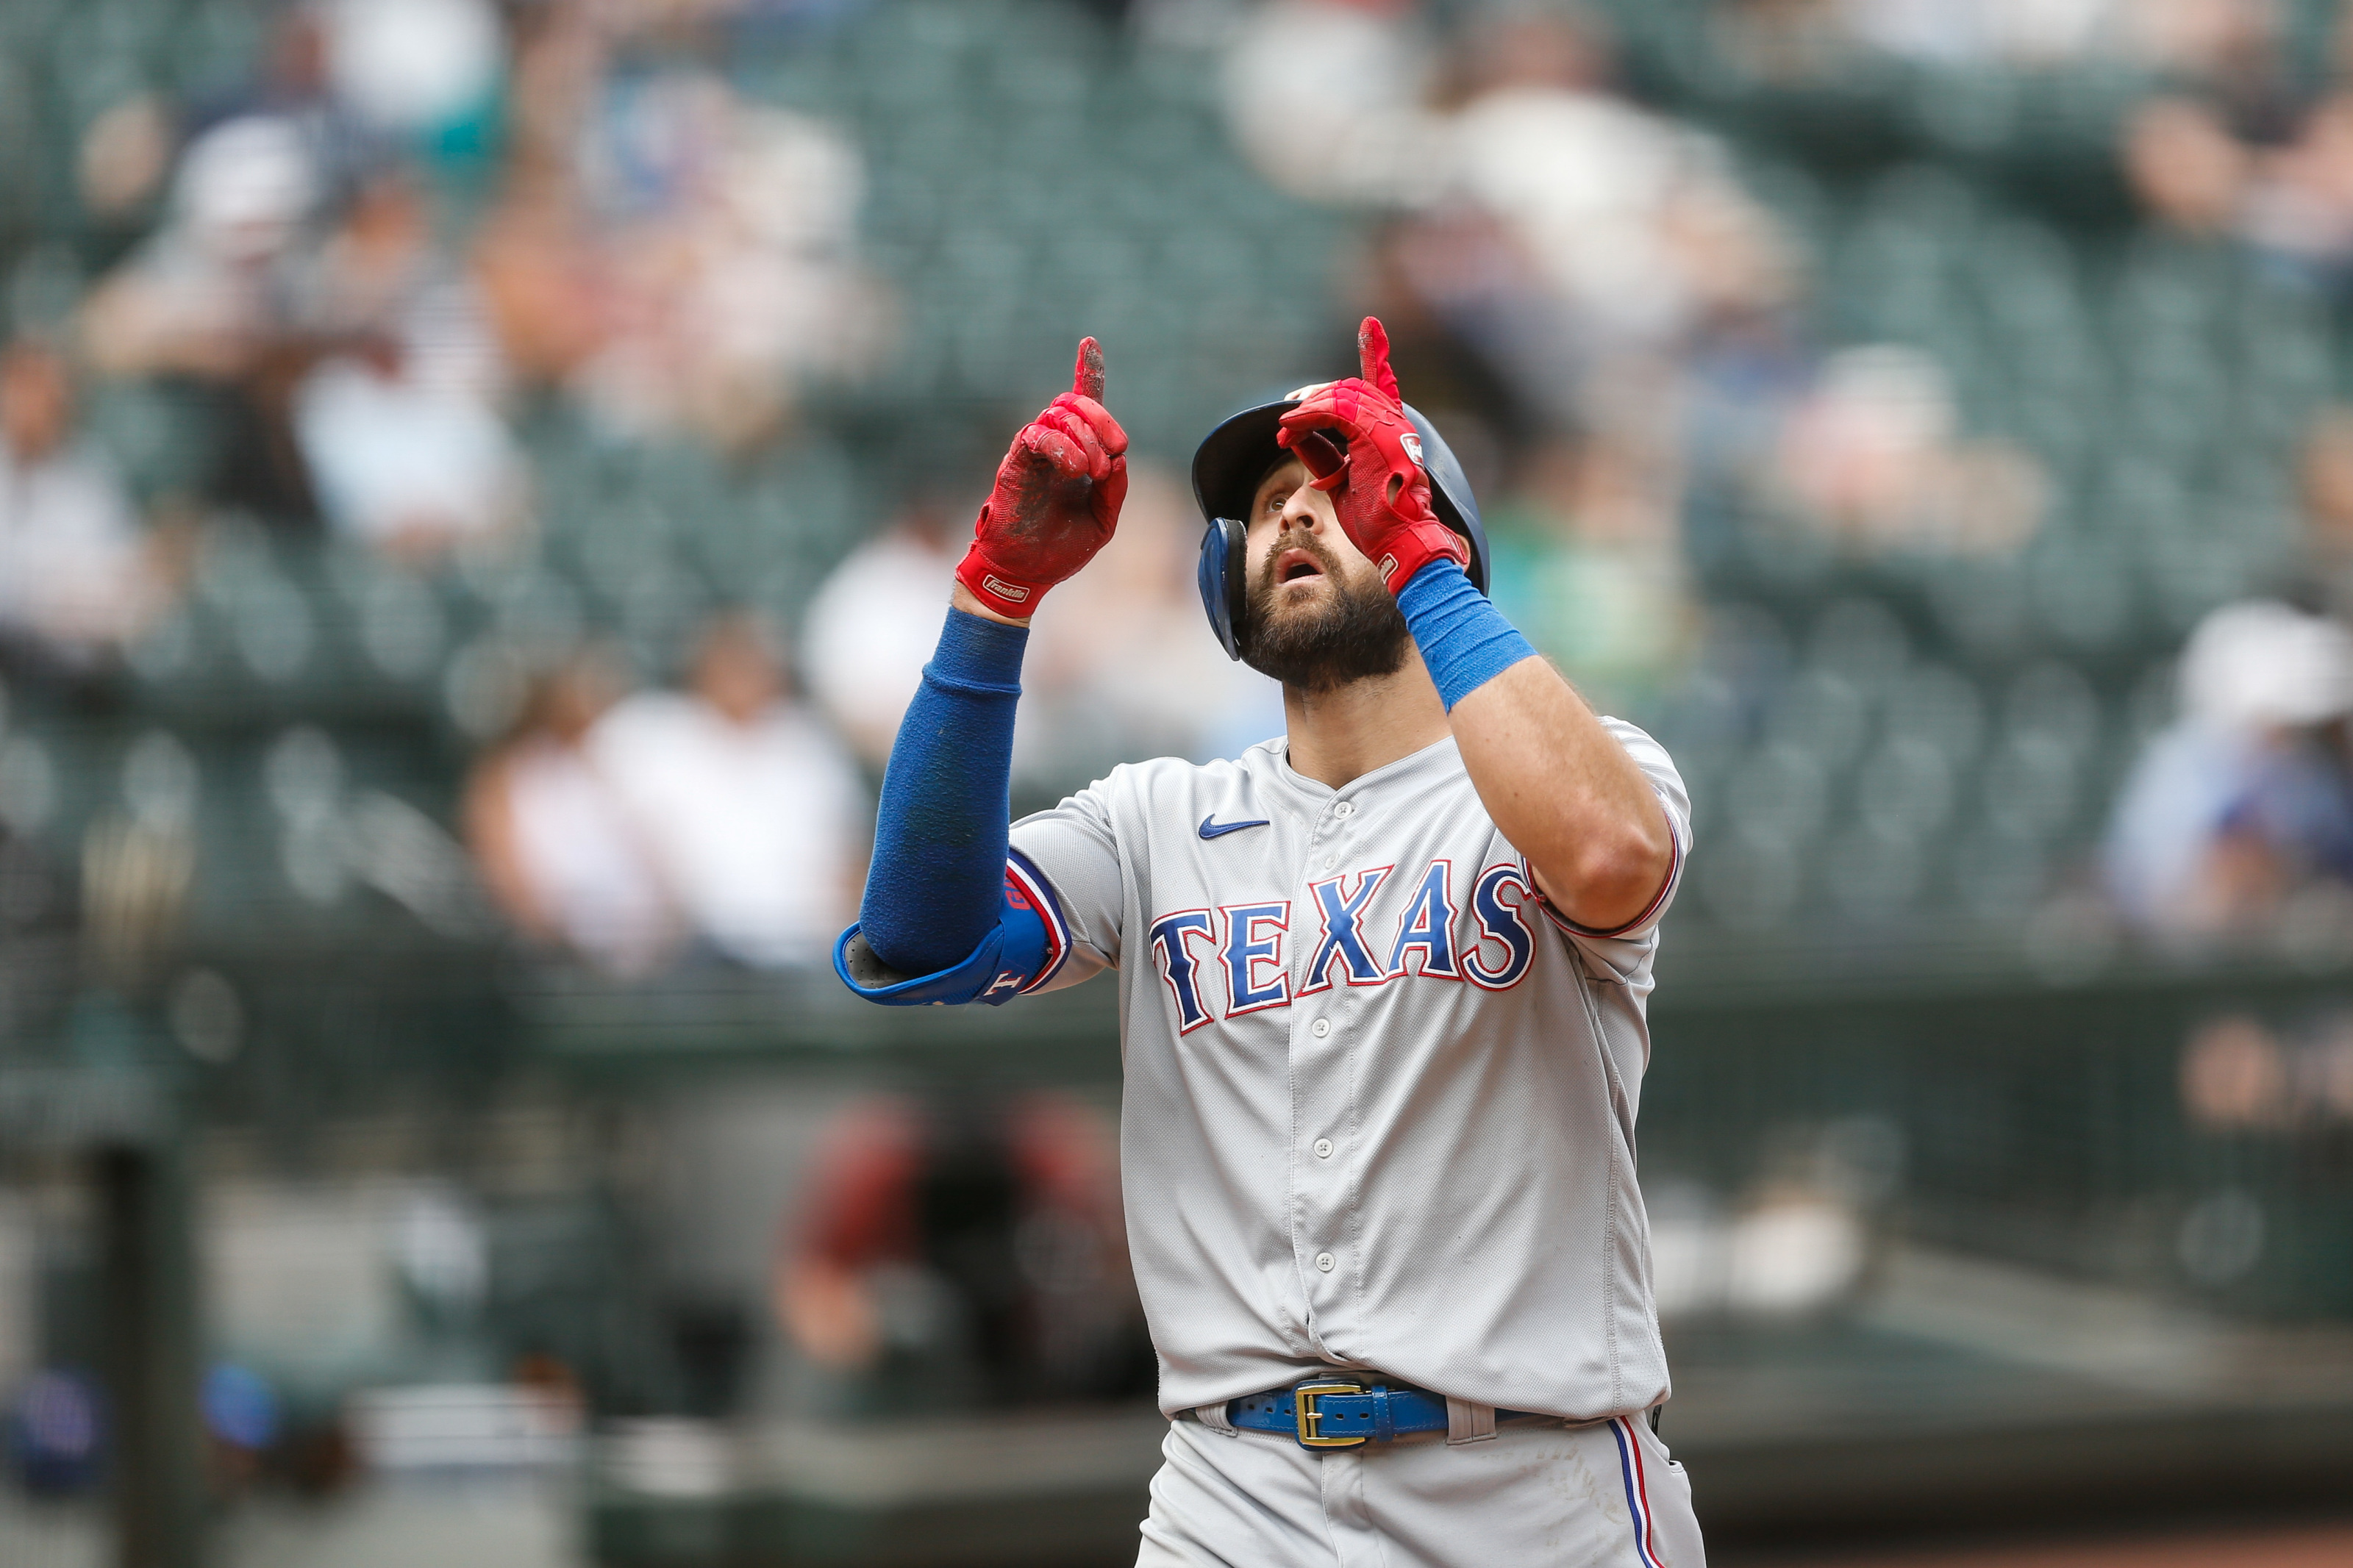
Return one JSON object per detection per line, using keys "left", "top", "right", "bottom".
{"left": 1293, "top": 1379, "right": 1368, "bottom": 1449}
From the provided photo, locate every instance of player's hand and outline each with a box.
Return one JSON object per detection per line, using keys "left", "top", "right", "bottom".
{"left": 1277, "top": 317, "right": 1469, "bottom": 596}
{"left": 954, "top": 337, "right": 1129, "bottom": 620}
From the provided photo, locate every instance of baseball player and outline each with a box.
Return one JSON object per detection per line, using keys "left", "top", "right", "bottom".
{"left": 835, "top": 323, "right": 1703, "bottom": 1567}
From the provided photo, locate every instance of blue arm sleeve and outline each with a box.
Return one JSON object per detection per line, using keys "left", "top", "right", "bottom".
{"left": 859, "top": 606, "right": 1024, "bottom": 973}
{"left": 835, "top": 607, "right": 1067, "bottom": 1007}
{"left": 1396, "top": 558, "right": 1540, "bottom": 712}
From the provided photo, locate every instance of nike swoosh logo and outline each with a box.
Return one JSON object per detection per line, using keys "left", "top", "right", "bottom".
{"left": 1199, "top": 815, "right": 1271, "bottom": 840}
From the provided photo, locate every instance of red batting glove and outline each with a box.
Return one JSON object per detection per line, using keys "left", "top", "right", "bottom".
{"left": 955, "top": 337, "right": 1129, "bottom": 619}
{"left": 1276, "top": 317, "right": 1469, "bottom": 596}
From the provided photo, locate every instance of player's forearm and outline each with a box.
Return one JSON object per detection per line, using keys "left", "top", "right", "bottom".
{"left": 1449, "top": 659, "right": 1673, "bottom": 931}
{"left": 855, "top": 339, "right": 1123, "bottom": 982}
{"left": 1396, "top": 560, "right": 1671, "bottom": 931}
{"left": 858, "top": 605, "right": 1026, "bottom": 975}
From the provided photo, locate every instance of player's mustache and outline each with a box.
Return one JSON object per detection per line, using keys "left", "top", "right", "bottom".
{"left": 1258, "top": 529, "right": 1342, "bottom": 592}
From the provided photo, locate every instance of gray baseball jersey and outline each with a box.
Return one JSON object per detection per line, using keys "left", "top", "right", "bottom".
{"left": 1007, "top": 720, "right": 1690, "bottom": 1420}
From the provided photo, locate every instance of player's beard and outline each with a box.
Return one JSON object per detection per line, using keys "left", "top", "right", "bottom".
{"left": 1239, "top": 531, "right": 1412, "bottom": 693}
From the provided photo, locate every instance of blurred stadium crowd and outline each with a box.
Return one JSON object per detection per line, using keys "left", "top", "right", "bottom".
{"left": 10, "top": 0, "right": 2353, "bottom": 976}
{"left": 7, "top": 0, "right": 2353, "bottom": 1526}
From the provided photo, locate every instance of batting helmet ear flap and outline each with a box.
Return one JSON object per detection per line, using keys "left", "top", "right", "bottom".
{"left": 1197, "top": 515, "right": 1250, "bottom": 661}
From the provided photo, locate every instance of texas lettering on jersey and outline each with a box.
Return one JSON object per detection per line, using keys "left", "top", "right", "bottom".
{"left": 1146, "top": 858, "right": 1542, "bottom": 1033}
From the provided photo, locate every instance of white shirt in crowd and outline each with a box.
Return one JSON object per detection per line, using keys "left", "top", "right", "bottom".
{"left": 0, "top": 441, "right": 156, "bottom": 655}
{"left": 590, "top": 692, "right": 866, "bottom": 968}
{"left": 499, "top": 734, "right": 674, "bottom": 975}
{"left": 799, "top": 527, "right": 959, "bottom": 767}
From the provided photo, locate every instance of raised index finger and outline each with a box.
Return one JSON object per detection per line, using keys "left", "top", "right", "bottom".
{"left": 1357, "top": 316, "right": 1400, "bottom": 404}
{"left": 1072, "top": 336, "right": 1105, "bottom": 402}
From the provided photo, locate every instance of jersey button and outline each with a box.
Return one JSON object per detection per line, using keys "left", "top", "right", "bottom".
{"left": 1335, "top": 801, "right": 1354, "bottom": 817}
{"left": 1313, "top": 1138, "right": 1334, "bottom": 1159}
{"left": 1315, "top": 1251, "right": 1336, "bottom": 1273}
{"left": 1322, "top": 853, "right": 1337, "bottom": 870}
{"left": 1310, "top": 1017, "right": 1331, "bottom": 1039}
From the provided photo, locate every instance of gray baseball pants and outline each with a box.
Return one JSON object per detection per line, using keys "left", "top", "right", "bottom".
{"left": 1136, "top": 1408, "right": 1706, "bottom": 1567}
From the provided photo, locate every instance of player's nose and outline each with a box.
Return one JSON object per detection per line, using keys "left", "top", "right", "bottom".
{"left": 1279, "top": 483, "right": 1326, "bottom": 533}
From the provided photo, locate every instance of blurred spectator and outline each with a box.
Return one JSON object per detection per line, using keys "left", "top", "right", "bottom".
{"left": 0, "top": 340, "right": 174, "bottom": 667}
{"left": 1286, "top": 4, "right": 1801, "bottom": 487}
{"left": 2135, "top": 0, "right": 2296, "bottom": 137}
{"left": 77, "top": 95, "right": 177, "bottom": 230}
{"left": 1235, "top": 3, "right": 1798, "bottom": 503}
{"left": 186, "top": 1, "right": 379, "bottom": 202}
{"left": 2242, "top": 91, "right": 2353, "bottom": 286}
{"left": 2126, "top": 81, "right": 2353, "bottom": 283}
{"left": 1771, "top": 344, "right": 2046, "bottom": 556}
{"left": 80, "top": 113, "right": 327, "bottom": 518}
{"left": 1443, "top": 7, "right": 1797, "bottom": 374}
{"left": 2123, "top": 96, "right": 2252, "bottom": 239}
{"left": 2106, "top": 600, "right": 2353, "bottom": 935}
{"left": 774, "top": 1092, "right": 1151, "bottom": 1414}
{"left": 288, "top": 170, "right": 526, "bottom": 558}
{"left": 471, "top": 188, "right": 607, "bottom": 394}
{"left": 563, "top": 72, "right": 877, "bottom": 447}
{"left": 1485, "top": 435, "right": 1699, "bottom": 712}
{"left": 80, "top": 115, "right": 318, "bottom": 381}
{"left": 590, "top": 612, "right": 866, "bottom": 969}
{"left": 482, "top": 16, "right": 880, "bottom": 448}
{"left": 85, "top": 7, "right": 526, "bottom": 547}
{"left": 464, "top": 645, "right": 675, "bottom": 975}
{"left": 800, "top": 500, "right": 964, "bottom": 770}
{"left": 1221, "top": 0, "right": 1447, "bottom": 208}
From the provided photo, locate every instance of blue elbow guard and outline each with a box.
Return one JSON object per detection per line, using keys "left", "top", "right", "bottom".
{"left": 834, "top": 852, "right": 1071, "bottom": 1006}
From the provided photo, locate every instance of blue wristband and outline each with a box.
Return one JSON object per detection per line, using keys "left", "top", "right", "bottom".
{"left": 1396, "top": 559, "right": 1538, "bottom": 712}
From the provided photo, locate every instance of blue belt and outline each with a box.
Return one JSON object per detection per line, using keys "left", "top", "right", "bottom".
{"left": 1227, "top": 1378, "right": 1549, "bottom": 1450}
